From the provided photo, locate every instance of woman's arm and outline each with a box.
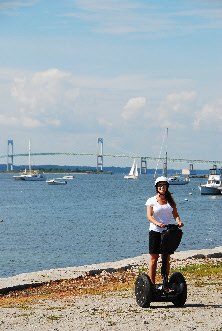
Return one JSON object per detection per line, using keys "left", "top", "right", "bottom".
{"left": 172, "top": 205, "right": 184, "bottom": 227}
{"left": 147, "top": 206, "right": 165, "bottom": 228}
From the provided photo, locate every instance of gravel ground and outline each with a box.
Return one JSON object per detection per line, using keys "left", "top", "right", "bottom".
{"left": 0, "top": 278, "right": 221, "bottom": 331}
{"left": 0, "top": 247, "right": 221, "bottom": 331}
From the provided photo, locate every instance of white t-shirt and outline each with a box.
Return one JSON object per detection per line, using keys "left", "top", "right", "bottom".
{"left": 145, "top": 195, "right": 173, "bottom": 233}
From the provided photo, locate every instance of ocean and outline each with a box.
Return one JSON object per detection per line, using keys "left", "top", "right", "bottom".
{"left": 0, "top": 172, "right": 221, "bottom": 278}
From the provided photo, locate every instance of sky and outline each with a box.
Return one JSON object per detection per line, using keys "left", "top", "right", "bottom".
{"left": 0, "top": 0, "right": 222, "bottom": 168}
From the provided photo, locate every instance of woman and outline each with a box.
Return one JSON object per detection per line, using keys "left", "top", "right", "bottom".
{"left": 145, "top": 176, "right": 184, "bottom": 285}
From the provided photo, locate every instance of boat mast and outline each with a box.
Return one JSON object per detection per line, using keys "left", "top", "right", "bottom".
{"left": 163, "top": 128, "right": 168, "bottom": 177}
{"left": 28, "top": 139, "right": 31, "bottom": 174}
{"left": 154, "top": 128, "right": 168, "bottom": 179}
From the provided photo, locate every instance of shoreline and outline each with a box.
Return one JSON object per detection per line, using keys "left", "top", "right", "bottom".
{"left": 0, "top": 246, "right": 221, "bottom": 292}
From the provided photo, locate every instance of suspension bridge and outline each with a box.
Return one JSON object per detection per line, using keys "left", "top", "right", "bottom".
{"left": 1, "top": 151, "right": 222, "bottom": 164}
{"left": 3, "top": 138, "right": 222, "bottom": 171}
{"left": 2, "top": 151, "right": 222, "bottom": 169}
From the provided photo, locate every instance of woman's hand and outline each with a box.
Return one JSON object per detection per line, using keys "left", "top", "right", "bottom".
{"left": 158, "top": 222, "right": 166, "bottom": 228}
{"left": 177, "top": 222, "right": 184, "bottom": 228}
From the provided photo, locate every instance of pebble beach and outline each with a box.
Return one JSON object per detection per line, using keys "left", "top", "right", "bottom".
{"left": 0, "top": 247, "right": 221, "bottom": 331}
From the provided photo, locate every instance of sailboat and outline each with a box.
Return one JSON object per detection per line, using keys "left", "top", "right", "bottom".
{"left": 13, "top": 140, "right": 46, "bottom": 181}
{"left": 155, "top": 128, "right": 189, "bottom": 185}
{"left": 124, "top": 159, "right": 138, "bottom": 180}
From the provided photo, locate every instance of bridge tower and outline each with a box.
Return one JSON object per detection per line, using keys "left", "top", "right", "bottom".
{"left": 7, "top": 139, "right": 14, "bottom": 171}
{"left": 97, "top": 138, "right": 103, "bottom": 171}
{"left": 140, "top": 157, "right": 147, "bottom": 174}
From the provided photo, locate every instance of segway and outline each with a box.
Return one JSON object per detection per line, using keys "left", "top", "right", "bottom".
{"left": 135, "top": 224, "right": 187, "bottom": 308}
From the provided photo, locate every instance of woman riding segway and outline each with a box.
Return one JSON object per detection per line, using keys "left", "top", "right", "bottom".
{"left": 135, "top": 176, "right": 187, "bottom": 308}
{"left": 146, "top": 176, "right": 184, "bottom": 285}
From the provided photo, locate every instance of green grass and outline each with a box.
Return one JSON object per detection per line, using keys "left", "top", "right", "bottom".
{"left": 171, "top": 261, "right": 222, "bottom": 278}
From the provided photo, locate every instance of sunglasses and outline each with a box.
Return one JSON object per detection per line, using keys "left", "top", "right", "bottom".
{"left": 157, "top": 183, "right": 167, "bottom": 187}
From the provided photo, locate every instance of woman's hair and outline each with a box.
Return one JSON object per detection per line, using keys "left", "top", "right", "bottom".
{"left": 155, "top": 184, "right": 176, "bottom": 208}
{"left": 165, "top": 190, "right": 176, "bottom": 208}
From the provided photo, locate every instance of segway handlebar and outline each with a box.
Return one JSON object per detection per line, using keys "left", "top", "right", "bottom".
{"left": 165, "top": 224, "right": 181, "bottom": 230}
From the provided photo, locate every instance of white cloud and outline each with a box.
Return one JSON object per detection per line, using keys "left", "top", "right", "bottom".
{"left": 0, "top": 0, "right": 37, "bottom": 13}
{"left": 193, "top": 99, "right": 222, "bottom": 130}
{"left": 121, "top": 96, "right": 146, "bottom": 120}
{"left": 67, "top": 1, "right": 222, "bottom": 36}
{"left": 0, "top": 66, "right": 220, "bottom": 162}
{"left": 65, "top": 88, "right": 80, "bottom": 102}
{"left": 9, "top": 68, "right": 78, "bottom": 128}
{"left": 0, "top": 68, "right": 198, "bottom": 137}
{"left": 22, "top": 117, "right": 41, "bottom": 128}
{"left": 154, "top": 91, "right": 197, "bottom": 129}
{"left": 0, "top": 114, "right": 19, "bottom": 126}
{"left": 166, "top": 91, "right": 197, "bottom": 110}
{"left": 97, "top": 118, "right": 113, "bottom": 129}
{"left": 74, "top": 0, "right": 141, "bottom": 11}
{"left": 32, "top": 68, "right": 69, "bottom": 84}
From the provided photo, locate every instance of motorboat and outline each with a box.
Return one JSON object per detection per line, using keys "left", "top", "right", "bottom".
{"left": 62, "top": 175, "right": 75, "bottom": 180}
{"left": 124, "top": 159, "right": 138, "bottom": 180}
{"left": 22, "top": 173, "right": 46, "bottom": 181}
{"left": 168, "top": 175, "right": 190, "bottom": 185}
{"left": 46, "top": 178, "right": 67, "bottom": 185}
{"left": 199, "top": 166, "right": 222, "bottom": 195}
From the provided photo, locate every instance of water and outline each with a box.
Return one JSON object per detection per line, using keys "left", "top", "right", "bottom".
{"left": 0, "top": 173, "right": 221, "bottom": 278}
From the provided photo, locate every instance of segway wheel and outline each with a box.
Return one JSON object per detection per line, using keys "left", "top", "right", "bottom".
{"left": 169, "top": 272, "right": 187, "bottom": 307}
{"left": 135, "top": 273, "right": 153, "bottom": 308}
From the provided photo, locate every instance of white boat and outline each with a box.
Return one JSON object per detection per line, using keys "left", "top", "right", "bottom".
{"left": 13, "top": 140, "right": 46, "bottom": 181}
{"left": 62, "top": 175, "right": 75, "bottom": 180}
{"left": 168, "top": 175, "right": 190, "bottom": 185}
{"left": 46, "top": 178, "right": 67, "bottom": 185}
{"left": 13, "top": 169, "right": 28, "bottom": 180}
{"left": 13, "top": 172, "right": 46, "bottom": 181}
{"left": 199, "top": 167, "right": 222, "bottom": 195}
{"left": 22, "top": 173, "right": 46, "bottom": 181}
{"left": 124, "top": 159, "right": 138, "bottom": 180}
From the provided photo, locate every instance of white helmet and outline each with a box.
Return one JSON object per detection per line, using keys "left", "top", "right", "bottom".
{"left": 155, "top": 176, "right": 169, "bottom": 186}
